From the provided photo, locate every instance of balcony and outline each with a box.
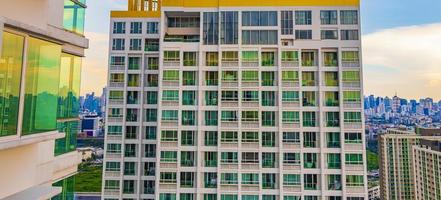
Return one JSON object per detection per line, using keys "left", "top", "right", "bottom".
{"left": 110, "top": 65, "right": 125, "bottom": 71}
{"left": 242, "top": 184, "right": 259, "bottom": 191}
{"left": 342, "top": 81, "right": 361, "bottom": 88}
{"left": 242, "top": 101, "right": 259, "bottom": 108}
{"left": 346, "top": 164, "right": 364, "bottom": 172}
{"left": 342, "top": 61, "right": 360, "bottom": 68}
{"left": 162, "top": 80, "right": 179, "bottom": 87}
{"left": 242, "top": 81, "right": 259, "bottom": 88}
{"left": 283, "top": 185, "right": 301, "bottom": 192}
{"left": 221, "top": 81, "right": 239, "bottom": 88}
{"left": 106, "top": 135, "right": 122, "bottom": 141}
{"left": 221, "top": 121, "right": 239, "bottom": 128}
{"left": 104, "top": 171, "right": 120, "bottom": 177}
{"left": 109, "top": 82, "right": 124, "bottom": 88}
{"left": 107, "top": 117, "right": 123, "bottom": 123}
{"left": 221, "top": 101, "right": 239, "bottom": 108}
{"left": 108, "top": 98, "right": 124, "bottom": 105}
{"left": 106, "top": 153, "right": 122, "bottom": 159}
{"left": 344, "top": 122, "right": 363, "bottom": 129}
{"left": 282, "top": 101, "right": 300, "bottom": 108}
{"left": 283, "top": 163, "right": 301, "bottom": 170}
{"left": 161, "top": 120, "right": 179, "bottom": 127}
{"left": 160, "top": 141, "right": 178, "bottom": 148}
{"left": 222, "top": 61, "right": 239, "bottom": 67}
{"left": 282, "top": 122, "right": 300, "bottom": 129}
{"left": 282, "top": 81, "right": 300, "bottom": 88}
{"left": 164, "top": 35, "right": 200, "bottom": 43}
{"left": 282, "top": 61, "right": 299, "bottom": 68}
{"left": 221, "top": 163, "right": 238, "bottom": 170}
{"left": 242, "top": 121, "right": 259, "bottom": 129}
{"left": 242, "top": 61, "right": 259, "bottom": 67}
{"left": 163, "top": 61, "right": 180, "bottom": 67}
{"left": 241, "top": 162, "right": 259, "bottom": 170}
{"left": 346, "top": 186, "right": 366, "bottom": 194}
{"left": 162, "top": 100, "right": 179, "bottom": 107}
{"left": 220, "top": 142, "right": 238, "bottom": 149}
{"left": 103, "top": 189, "right": 120, "bottom": 196}
{"left": 344, "top": 102, "right": 362, "bottom": 109}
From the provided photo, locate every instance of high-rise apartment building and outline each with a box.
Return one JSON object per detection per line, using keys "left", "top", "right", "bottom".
{"left": 379, "top": 127, "right": 441, "bottom": 200}
{"left": 0, "top": 0, "right": 88, "bottom": 199}
{"left": 103, "top": 0, "right": 367, "bottom": 199}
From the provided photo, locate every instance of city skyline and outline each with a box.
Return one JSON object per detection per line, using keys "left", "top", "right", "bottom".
{"left": 80, "top": 0, "right": 441, "bottom": 99}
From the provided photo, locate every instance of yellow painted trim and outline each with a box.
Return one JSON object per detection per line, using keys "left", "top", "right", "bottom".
{"left": 162, "top": 0, "right": 359, "bottom": 7}
{"left": 110, "top": 11, "right": 161, "bottom": 18}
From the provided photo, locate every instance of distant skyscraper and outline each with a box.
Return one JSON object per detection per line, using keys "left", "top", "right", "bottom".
{"left": 102, "top": 0, "right": 368, "bottom": 199}
{"left": 391, "top": 95, "right": 400, "bottom": 113}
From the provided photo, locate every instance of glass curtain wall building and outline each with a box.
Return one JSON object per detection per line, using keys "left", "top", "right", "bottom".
{"left": 0, "top": 0, "right": 87, "bottom": 199}
{"left": 103, "top": 0, "right": 367, "bottom": 199}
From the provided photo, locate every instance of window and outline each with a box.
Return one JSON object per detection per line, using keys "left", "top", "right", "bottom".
{"left": 145, "top": 109, "right": 157, "bottom": 122}
{"left": 262, "top": 173, "right": 276, "bottom": 188}
{"left": 345, "top": 154, "right": 363, "bottom": 165}
{"left": 221, "top": 195, "right": 238, "bottom": 200}
{"left": 146, "top": 91, "right": 158, "bottom": 104}
{"left": 303, "top": 91, "right": 316, "bottom": 106}
{"left": 183, "top": 71, "right": 196, "bottom": 86}
{"left": 325, "top": 112, "right": 340, "bottom": 127}
{"left": 183, "top": 52, "right": 197, "bottom": 66}
{"left": 222, "top": 71, "right": 238, "bottom": 81}
{"left": 344, "top": 112, "right": 362, "bottom": 123}
{"left": 107, "top": 126, "right": 122, "bottom": 135}
{"left": 221, "top": 173, "right": 238, "bottom": 185}
{"left": 342, "top": 71, "right": 360, "bottom": 82}
{"left": 262, "top": 72, "right": 276, "bottom": 86}
{"left": 242, "top": 91, "right": 259, "bottom": 102}
{"left": 340, "top": 10, "right": 358, "bottom": 25}
{"left": 346, "top": 175, "right": 364, "bottom": 187}
{"left": 284, "top": 196, "right": 301, "bottom": 200}
{"left": 242, "top": 71, "right": 258, "bottom": 82}
{"left": 113, "top": 22, "right": 126, "bottom": 34}
{"left": 205, "top": 71, "right": 218, "bottom": 85}
{"left": 282, "top": 51, "right": 299, "bottom": 62}
{"left": 302, "top": 51, "right": 317, "bottom": 66}
{"left": 283, "top": 132, "right": 300, "bottom": 143}
{"left": 162, "top": 90, "right": 179, "bottom": 101}
{"left": 146, "top": 22, "right": 159, "bottom": 34}
{"left": 206, "top": 52, "right": 218, "bottom": 66}
{"left": 127, "top": 74, "right": 139, "bottom": 87}
{"left": 181, "top": 151, "right": 195, "bottom": 166}
{"left": 107, "top": 144, "right": 121, "bottom": 153}
{"left": 324, "top": 52, "right": 339, "bottom": 66}
{"left": 242, "top": 11, "right": 277, "bottom": 26}
{"left": 124, "top": 144, "right": 136, "bottom": 157}
{"left": 242, "top": 195, "right": 258, "bottom": 200}
{"left": 262, "top": 132, "right": 275, "bottom": 147}
{"left": 242, "top": 173, "right": 259, "bottom": 185}
{"left": 23, "top": 37, "right": 62, "bottom": 135}
{"left": 304, "top": 153, "right": 318, "bottom": 168}
{"left": 327, "top": 153, "right": 341, "bottom": 169}
{"left": 343, "top": 91, "right": 361, "bottom": 102}
{"left": 161, "top": 151, "right": 177, "bottom": 162}
{"left": 263, "top": 196, "right": 277, "bottom": 200}
{"left": 295, "top": 11, "right": 312, "bottom": 25}
{"left": 295, "top": 30, "right": 312, "bottom": 40}
{"left": 221, "top": 111, "right": 238, "bottom": 122}
{"left": 147, "top": 57, "right": 159, "bottom": 70}
{"left": 221, "top": 152, "right": 238, "bottom": 163}
{"left": 242, "top": 111, "right": 258, "bottom": 122}
{"left": 325, "top": 91, "right": 339, "bottom": 106}
{"left": 129, "top": 38, "right": 141, "bottom": 50}
{"left": 161, "top": 130, "right": 177, "bottom": 141}
{"left": 328, "top": 174, "right": 342, "bottom": 190}
{"left": 261, "top": 52, "right": 275, "bottom": 66}
{"left": 345, "top": 132, "right": 362, "bottom": 144}
{"left": 124, "top": 162, "right": 136, "bottom": 175}
{"left": 106, "top": 162, "right": 120, "bottom": 172}
{"left": 221, "top": 131, "right": 238, "bottom": 142}
{"left": 221, "top": 91, "right": 238, "bottom": 101}
{"left": 283, "top": 111, "right": 300, "bottom": 123}
{"left": 327, "top": 132, "right": 341, "bottom": 148}
{"left": 110, "top": 56, "right": 125, "bottom": 67}
{"left": 163, "top": 70, "right": 179, "bottom": 81}
{"left": 112, "top": 38, "right": 125, "bottom": 50}
{"left": 205, "top": 111, "right": 218, "bottom": 126}
{"left": 145, "top": 39, "right": 159, "bottom": 51}
{"left": 205, "top": 91, "right": 218, "bottom": 105}
{"left": 104, "top": 180, "right": 120, "bottom": 190}
{"left": 304, "top": 174, "right": 318, "bottom": 190}
{"left": 164, "top": 51, "right": 180, "bottom": 62}
{"left": 167, "top": 16, "right": 200, "bottom": 27}
{"left": 320, "top": 10, "right": 337, "bottom": 25}
{"left": 282, "top": 71, "right": 299, "bottom": 82}
{"left": 180, "top": 193, "right": 194, "bottom": 200}
{"left": 160, "top": 193, "right": 177, "bottom": 200}
{"left": 341, "top": 30, "right": 359, "bottom": 40}
{"left": 242, "top": 152, "right": 259, "bottom": 163}
{"left": 203, "top": 12, "right": 219, "bottom": 45}
{"left": 284, "top": 153, "right": 300, "bottom": 164}
{"left": 321, "top": 30, "right": 338, "bottom": 40}
{"left": 160, "top": 172, "right": 177, "bottom": 184}
{"left": 182, "top": 110, "right": 196, "bottom": 126}
{"left": 262, "top": 91, "right": 276, "bottom": 106}
{"left": 182, "top": 91, "right": 196, "bottom": 105}
{"left": 242, "top": 51, "right": 258, "bottom": 63}
{"left": 342, "top": 51, "right": 360, "bottom": 62}
{"left": 220, "top": 11, "right": 239, "bottom": 44}
{"left": 242, "top": 30, "right": 278, "bottom": 45}
{"left": 262, "top": 153, "right": 276, "bottom": 168}
{"left": 0, "top": 32, "right": 23, "bottom": 137}
{"left": 222, "top": 51, "right": 238, "bottom": 62}
{"left": 204, "top": 172, "right": 217, "bottom": 188}
{"left": 205, "top": 194, "right": 217, "bottom": 200}
{"left": 63, "top": 0, "right": 86, "bottom": 34}
{"left": 262, "top": 112, "right": 276, "bottom": 126}
{"left": 145, "top": 127, "right": 157, "bottom": 140}
{"left": 282, "top": 91, "right": 300, "bottom": 102}
{"left": 108, "top": 90, "right": 123, "bottom": 100}
{"left": 242, "top": 132, "right": 258, "bottom": 143}
{"left": 130, "top": 22, "right": 142, "bottom": 34}
{"left": 205, "top": 131, "right": 218, "bottom": 146}
{"left": 284, "top": 174, "right": 301, "bottom": 186}
{"left": 281, "top": 11, "right": 293, "bottom": 35}
{"left": 162, "top": 110, "right": 178, "bottom": 121}
{"left": 128, "top": 57, "right": 140, "bottom": 70}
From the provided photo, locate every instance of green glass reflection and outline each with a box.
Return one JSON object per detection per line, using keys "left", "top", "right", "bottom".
{"left": 22, "top": 37, "right": 61, "bottom": 135}
{"left": 55, "top": 121, "right": 78, "bottom": 156}
{"left": 58, "top": 53, "right": 82, "bottom": 119}
{"left": 52, "top": 176, "right": 75, "bottom": 200}
{"left": 63, "top": 0, "right": 86, "bottom": 35}
{"left": 0, "top": 32, "right": 24, "bottom": 137}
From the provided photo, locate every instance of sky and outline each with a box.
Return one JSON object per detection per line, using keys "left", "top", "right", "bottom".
{"left": 80, "top": 0, "right": 441, "bottom": 100}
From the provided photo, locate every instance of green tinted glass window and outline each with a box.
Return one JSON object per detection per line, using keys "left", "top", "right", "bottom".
{"left": 58, "top": 53, "right": 82, "bottom": 119}
{"left": 0, "top": 32, "right": 24, "bottom": 137}
{"left": 63, "top": 0, "right": 86, "bottom": 35}
{"left": 22, "top": 37, "right": 62, "bottom": 135}
{"left": 55, "top": 121, "right": 78, "bottom": 155}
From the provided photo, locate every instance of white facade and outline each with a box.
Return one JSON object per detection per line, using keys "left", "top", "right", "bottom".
{"left": 103, "top": 2, "right": 367, "bottom": 200}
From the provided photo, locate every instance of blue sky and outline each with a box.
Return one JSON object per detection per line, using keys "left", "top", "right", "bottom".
{"left": 81, "top": 0, "right": 441, "bottom": 99}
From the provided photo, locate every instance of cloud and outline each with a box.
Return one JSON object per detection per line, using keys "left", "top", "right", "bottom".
{"left": 362, "top": 23, "right": 441, "bottom": 100}
{"left": 80, "top": 31, "right": 109, "bottom": 96}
